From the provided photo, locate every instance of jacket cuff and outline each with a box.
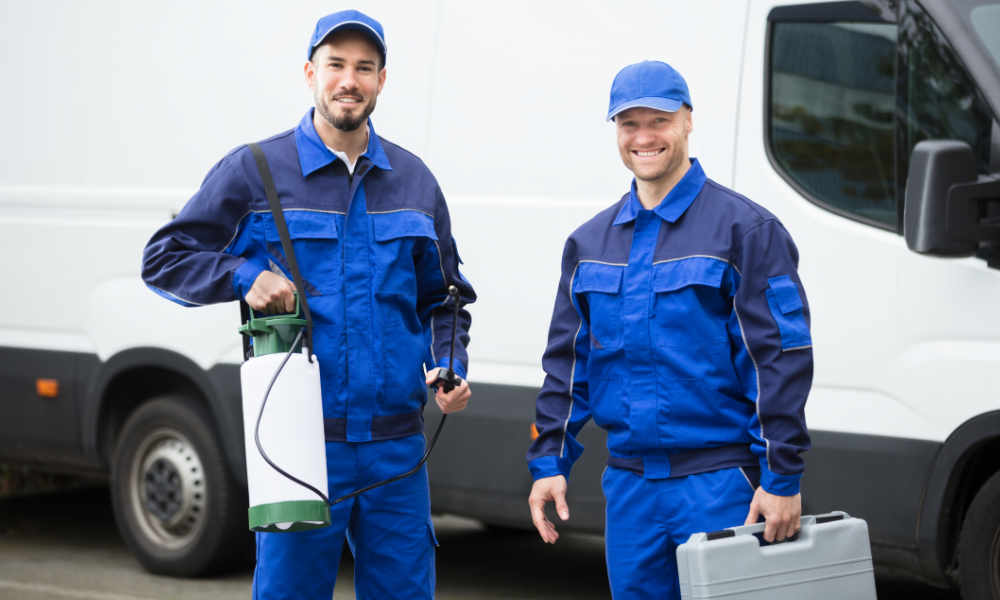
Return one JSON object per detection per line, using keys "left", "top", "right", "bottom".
{"left": 232, "top": 261, "right": 265, "bottom": 300}
{"left": 529, "top": 455, "right": 570, "bottom": 481}
{"left": 435, "top": 358, "right": 466, "bottom": 380}
{"left": 759, "top": 459, "right": 801, "bottom": 496}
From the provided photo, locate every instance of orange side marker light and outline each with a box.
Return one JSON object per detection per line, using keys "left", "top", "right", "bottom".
{"left": 36, "top": 379, "right": 59, "bottom": 398}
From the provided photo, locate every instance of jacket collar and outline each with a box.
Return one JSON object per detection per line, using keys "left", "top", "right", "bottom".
{"left": 613, "top": 158, "right": 706, "bottom": 225}
{"left": 294, "top": 108, "right": 392, "bottom": 176}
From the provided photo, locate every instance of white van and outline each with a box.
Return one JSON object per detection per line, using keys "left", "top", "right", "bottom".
{"left": 2, "top": 0, "right": 999, "bottom": 595}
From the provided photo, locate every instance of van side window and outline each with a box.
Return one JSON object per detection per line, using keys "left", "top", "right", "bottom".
{"left": 768, "top": 19, "right": 898, "bottom": 230}
{"left": 899, "top": 0, "right": 994, "bottom": 180}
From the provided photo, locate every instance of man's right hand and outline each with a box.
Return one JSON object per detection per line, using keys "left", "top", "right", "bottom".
{"left": 528, "top": 475, "right": 569, "bottom": 544}
{"left": 244, "top": 271, "right": 296, "bottom": 314}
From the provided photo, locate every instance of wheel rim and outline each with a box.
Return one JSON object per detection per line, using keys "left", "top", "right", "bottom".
{"left": 127, "top": 427, "right": 207, "bottom": 550}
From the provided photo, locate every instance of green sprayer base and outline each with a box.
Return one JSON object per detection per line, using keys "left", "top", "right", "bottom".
{"left": 249, "top": 500, "right": 331, "bottom": 532}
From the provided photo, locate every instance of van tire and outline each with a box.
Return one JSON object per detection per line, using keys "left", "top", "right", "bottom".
{"left": 957, "top": 469, "right": 1000, "bottom": 599}
{"left": 110, "top": 395, "right": 249, "bottom": 576}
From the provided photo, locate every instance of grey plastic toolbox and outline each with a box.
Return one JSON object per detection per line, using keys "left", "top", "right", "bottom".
{"left": 676, "top": 511, "right": 877, "bottom": 599}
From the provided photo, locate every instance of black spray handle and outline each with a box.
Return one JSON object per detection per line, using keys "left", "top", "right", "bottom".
{"left": 431, "top": 285, "right": 463, "bottom": 393}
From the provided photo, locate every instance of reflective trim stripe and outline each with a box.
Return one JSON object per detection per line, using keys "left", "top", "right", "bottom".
{"left": 733, "top": 302, "right": 769, "bottom": 472}
{"left": 221, "top": 210, "right": 252, "bottom": 253}
{"left": 559, "top": 261, "right": 584, "bottom": 459}
{"left": 250, "top": 208, "right": 347, "bottom": 215}
{"left": 782, "top": 344, "right": 812, "bottom": 352}
{"left": 368, "top": 207, "right": 435, "bottom": 220}
{"left": 652, "top": 254, "right": 742, "bottom": 277}
{"left": 147, "top": 284, "right": 205, "bottom": 307}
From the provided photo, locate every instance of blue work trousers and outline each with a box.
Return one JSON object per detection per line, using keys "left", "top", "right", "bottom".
{"left": 603, "top": 465, "right": 757, "bottom": 599}
{"left": 253, "top": 434, "right": 437, "bottom": 599}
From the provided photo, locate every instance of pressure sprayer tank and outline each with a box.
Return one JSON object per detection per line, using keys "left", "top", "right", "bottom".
{"left": 238, "top": 299, "right": 330, "bottom": 532}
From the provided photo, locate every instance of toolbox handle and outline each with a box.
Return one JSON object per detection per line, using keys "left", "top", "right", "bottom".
{"left": 704, "top": 511, "right": 849, "bottom": 545}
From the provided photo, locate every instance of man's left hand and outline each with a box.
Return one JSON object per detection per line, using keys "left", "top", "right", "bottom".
{"left": 744, "top": 487, "right": 801, "bottom": 543}
{"left": 425, "top": 368, "right": 471, "bottom": 414}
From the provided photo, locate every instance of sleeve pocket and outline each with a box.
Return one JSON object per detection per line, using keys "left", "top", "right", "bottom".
{"left": 766, "top": 275, "right": 811, "bottom": 350}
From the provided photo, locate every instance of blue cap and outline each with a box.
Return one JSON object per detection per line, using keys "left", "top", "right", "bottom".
{"left": 606, "top": 60, "right": 692, "bottom": 121}
{"left": 308, "top": 9, "right": 386, "bottom": 66}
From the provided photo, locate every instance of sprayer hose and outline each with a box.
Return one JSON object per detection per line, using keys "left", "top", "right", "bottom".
{"left": 254, "top": 329, "right": 448, "bottom": 507}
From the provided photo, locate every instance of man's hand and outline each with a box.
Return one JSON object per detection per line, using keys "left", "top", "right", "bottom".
{"left": 529, "top": 475, "right": 569, "bottom": 544}
{"left": 425, "top": 368, "right": 471, "bottom": 413}
{"left": 244, "top": 271, "right": 295, "bottom": 314}
{"left": 744, "top": 486, "right": 801, "bottom": 542}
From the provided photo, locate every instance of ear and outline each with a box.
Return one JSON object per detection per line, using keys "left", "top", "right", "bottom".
{"left": 304, "top": 60, "right": 316, "bottom": 90}
{"left": 376, "top": 67, "right": 387, "bottom": 95}
{"left": 685, "top": 108, "right": 693, "bottom": 135}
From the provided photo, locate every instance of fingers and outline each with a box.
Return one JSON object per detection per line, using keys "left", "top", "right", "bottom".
{"left": 528, "top": 477, "right": 565, "bottom": 544}
{"left": 743, "top": 494, "right": 760, "bottom": 527}
{"left": 424, "top": 368, "right": 442, "bottom": 386}
{"left": 528, "top": 493, "right": 558, "bottom": 544}
{"left": 764, "top": 516, "right": 778, "bottom": 543}
{"left": 435, "top": 379, "right": 471, "bottom": 414}
{"left": 554, "top": 487, "right": 570, "bottom": 521}
{"left": 754, "top": 491, "right": 801, "bottom": 542}
{"left": 245, "top": 271, "right": 296, "bottom": 314}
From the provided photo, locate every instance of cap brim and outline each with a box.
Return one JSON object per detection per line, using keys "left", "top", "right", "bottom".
{"left": 606, "top": 97, "right": 683, "bottom": 121}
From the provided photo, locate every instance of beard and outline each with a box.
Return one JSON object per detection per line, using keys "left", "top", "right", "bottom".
{"left": 315, "top": 90, "right": 377, "bottom": 132}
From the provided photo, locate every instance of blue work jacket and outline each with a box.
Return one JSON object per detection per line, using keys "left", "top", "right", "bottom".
{"left": 142, "top": 109, "right": 475, "bottom": 442}
{"left": 527, "top": 159, "right": 812, "bottom": 495}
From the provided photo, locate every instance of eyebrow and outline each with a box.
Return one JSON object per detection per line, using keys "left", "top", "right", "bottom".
{"left": 325, "top": 56, "right": 377, "bottom": 66}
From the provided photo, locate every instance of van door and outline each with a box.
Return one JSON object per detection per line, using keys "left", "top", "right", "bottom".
{"left": 737, "top": 0, "right": 1000, "bottom": 572}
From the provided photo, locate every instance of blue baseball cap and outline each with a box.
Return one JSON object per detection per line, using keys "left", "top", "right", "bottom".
{"left": 606, "top": 60, "right": 692, "bottom": 121}
{"left": 307, "top": 9, "right": 386, "bottom": 66}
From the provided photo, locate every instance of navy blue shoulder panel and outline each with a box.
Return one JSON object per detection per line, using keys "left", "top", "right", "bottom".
{"left": 364, "top": 137, "right": 440, "bottom": 216}
{"left": 567, "top": 194, "right": 632, "bottom": 264}
{"left": 654, "top": 178, "right": 778, "bottom": 264}
{"left": 243, "top": 129, "right": 350, "bottom": 213}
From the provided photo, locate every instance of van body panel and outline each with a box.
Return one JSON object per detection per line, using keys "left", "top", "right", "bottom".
{"left": 2, "top": 0, "right": 998, "bottom": 588}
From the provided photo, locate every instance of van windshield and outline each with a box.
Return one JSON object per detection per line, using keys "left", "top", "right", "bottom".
{"left": 970, "top": 4, "right": 1000, "bottom": 71}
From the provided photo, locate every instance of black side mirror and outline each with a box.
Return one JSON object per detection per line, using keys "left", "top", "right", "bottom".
{"left": 904, "top": 140, "right": 1000, "bottom": 256}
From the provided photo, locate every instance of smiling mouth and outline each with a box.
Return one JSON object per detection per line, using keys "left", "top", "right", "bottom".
{"left": 633, "top": 149, "right": 665, "bottom": 157}
{"left": 333, "top": 96, "right": 363, "bottom": 106}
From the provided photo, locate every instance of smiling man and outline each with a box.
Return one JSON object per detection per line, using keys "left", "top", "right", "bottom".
{"left": 526, "top": 60, "right": 813, "bottom": 599}
{"left": 142, "top": 9, "right": 474, "bottom": 600}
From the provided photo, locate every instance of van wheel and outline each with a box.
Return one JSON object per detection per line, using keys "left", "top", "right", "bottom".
{"left": 110, "top": 396, "right": 248, "bottom": 576}
{"left": 958, "top": 469, "right": 1000, "bottom": 599}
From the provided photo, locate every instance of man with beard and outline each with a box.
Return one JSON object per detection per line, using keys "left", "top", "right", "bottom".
{"left": 526, "top": 61, "right": 812, "bottom": 599}
{"left": 142, "top": 10, "right": 474, "bottom": 599}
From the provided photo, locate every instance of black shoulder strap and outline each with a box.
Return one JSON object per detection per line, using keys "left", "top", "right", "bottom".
{"left": 247, "top": 143, "right": 314, "bottom": 355}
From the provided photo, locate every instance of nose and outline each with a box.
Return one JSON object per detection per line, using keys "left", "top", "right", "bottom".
{"left": 338, "top": 67, "right": 360, "bottom": 92}
{"left": 634, "top": 125, "right": 656, "bottom": 147}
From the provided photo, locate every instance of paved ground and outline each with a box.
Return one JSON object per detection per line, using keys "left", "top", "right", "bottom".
{"left": 0, "top": 487, "right": 961, "bottom": 599}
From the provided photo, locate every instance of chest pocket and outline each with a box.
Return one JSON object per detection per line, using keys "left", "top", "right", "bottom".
{"left": 262, "top": 210, "right": 340, "bottom": 296}
{"left": 371, "top": 210, "right": 438, "bottom": 302}
{"left": 651, "top": 257, "right": 732, "bottom": 351}
{"left": 573, "top": 262, "right": 625, "bottom": 351}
